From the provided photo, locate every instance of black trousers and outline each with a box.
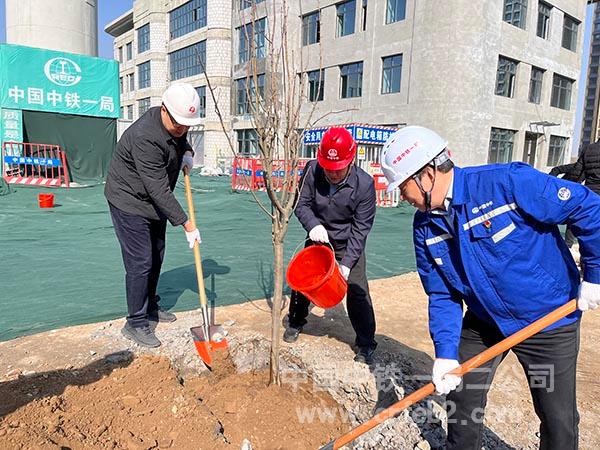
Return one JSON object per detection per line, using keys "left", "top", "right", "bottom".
{"left": 446, "top": 311, "right": 580, "bottom": 450}
{"left": 288, "top": 242, "right": 377, "bottom": 349}
{"left": 109, "top": 204, "right": 167, "bottom": 328}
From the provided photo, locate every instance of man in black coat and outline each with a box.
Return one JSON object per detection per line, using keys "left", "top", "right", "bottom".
{"left": 284, "top": 127, "right": 378, "bottom": 364}
{"left": 105, "top": 83, "right": 202, "bottom": 347}
{"left": 569, "top": 140, "right": 600, "bottom": 195}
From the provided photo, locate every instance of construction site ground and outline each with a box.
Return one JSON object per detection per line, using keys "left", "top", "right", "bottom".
{"left": 1, "top": 272, "right": 599, "bottom": 449}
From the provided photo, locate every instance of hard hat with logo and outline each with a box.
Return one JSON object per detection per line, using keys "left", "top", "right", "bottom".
{"left": 161, "top": 83, "right": 203, "bottom": 126}
{"left": 317, "top": 127, "right": 357, "bottom": 170}
{"left": 381, "top": 126, "right": 449, "bottom": 193}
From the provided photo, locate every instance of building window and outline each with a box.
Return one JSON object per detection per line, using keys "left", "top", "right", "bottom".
{"left": 127, "top": 105, "right": 133, "bottom": 120}
{"left": 302, "top": 11, "right": 320, "bottom": 46}
{"left": 340, "top": 62, "right": 363, "bottom": 98}
{"left": 386, "top": 0, "right": 406, "bottom": 24}
{"left": 119, "top": 77, "right": 123, "bottom": 94}
{"left": 382, "top": 54, "right": 402, "bottom": 94}
{"left": 307, "top": 69, "right": 324, "bottom": 102}
{"left": 237, "top": 129, "right": 259, "bottom": 155}
{"left": 503, "top": 0, "right": 527, "bottom": 29}
{"left": 236, "top": 74, "right": 265, "bottom": 115}
{"left": 195, "top": 86, "right": 206, "bottom": 118}
{"left": 361, "top": 0, "right": 367, "bottom": 30}
{"left": 528, "top": 66, "right": 544, "bottom": 104}
{"left": 488, "top": 127, "right": 516, "bottom": 163}
{"left": 551, "top": 74, "right": 574, "bottom": 110}
{"left": 138, "top": 97, "right": 151, "bottom": 117}
{"left": 170, "top": 0, "right": 207, "bottom": 39}
{"left": 238, "top": 18, "right": 266, "bottom": 64}
{"left": 138, "top": 61, "right": 151, "bottom": 89}
{"left": 537, "top": 1, "right": 551, "bottom": 39}
{"left": 137, "top": 24, "right": 150, "bottom": 53}
{"left": 239, "top": 0, "right": 264, "bottom": 10}
{"left": 118, "top": 46, "right": 123, "bottom": 63}
{"left": 120, "top": 106, "right": 124, "bottom": 118}
{"left": 547, "top": 135, "right": 567, "bottom": 166}
{"left": 562, "top": 14, "right": 579, "bottom": 51}
{"left": 495, "top": 56, "right": 518, "bottom": 98}
{"left": 169, "top": 41, "right": 206, "bottom": 80}
{"left": 337, "top": 0, "right": 356, "bottom": 37}
{"left": 127, "top": 73, "right": 134, "bottom": 91}
{"left": 126, "top": 42, "right": 132, "bottom": 60}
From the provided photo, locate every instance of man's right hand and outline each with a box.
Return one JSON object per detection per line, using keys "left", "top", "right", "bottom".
{"left": 432, "top": 358, "right": 461, "bottom": 395}
{"left": 309, "top": 225, "right": 329, "bottom": 243}
{"left": 183, "top": 221, "right": 201, "bottom": 249}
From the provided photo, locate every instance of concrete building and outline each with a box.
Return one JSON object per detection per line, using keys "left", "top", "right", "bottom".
{"left": 581, "top": 2, "right": 600, "bottom": 149}
{"left": 6, "top": 0, "right": 98, "bottom": 57}
{"left": 105, "top": 0, "right": 232, "bottom": 168}
{"left": 107, "top": 0, "right": 586, "bottom": 170}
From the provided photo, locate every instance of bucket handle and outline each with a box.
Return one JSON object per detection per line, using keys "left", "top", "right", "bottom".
{"left": 291, "top": 238, "right": 336, "bottom": 259}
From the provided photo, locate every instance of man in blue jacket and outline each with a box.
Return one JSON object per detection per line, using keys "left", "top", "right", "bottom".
{"left": 284, "top": 127, "right": 378, "bottom": 364}
{"left": 381, "top": 126, "right": 600, "bottom": 450}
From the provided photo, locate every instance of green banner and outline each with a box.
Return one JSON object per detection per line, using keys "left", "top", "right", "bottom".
{"left": 1, "top": 108, "right": 23, "bottom": 144}
{"left": 0, "top": 44, "right": 119, "bottom": 119}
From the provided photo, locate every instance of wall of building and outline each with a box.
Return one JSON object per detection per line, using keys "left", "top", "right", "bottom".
{"left": 299, "top": 0, "right": 584, "bottom": 170}
{"left": 6, "top": 0, "right": 98, "bottom": 56}
{"left": 108, "top": 0, "right": 585, "bottom": 171}
{"left": 109, "top": 0, "right": 233, "bottom": 168}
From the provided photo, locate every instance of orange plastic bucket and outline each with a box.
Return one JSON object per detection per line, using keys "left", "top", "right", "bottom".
{"left": 38, "top": 193, "right": 55, "bottom": 208}
{"left": 286, "top": 244, "right": 347, "bottom": 309}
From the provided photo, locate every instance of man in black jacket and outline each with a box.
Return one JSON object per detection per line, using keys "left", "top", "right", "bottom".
{"left": 569, "top": 140, "right": 600, "bottom": 195}
{"left": 105, "top": 83, "right": 202, "bottom": 347}
{"left": 284, "top": 127, "right": 378, "bottom": 364}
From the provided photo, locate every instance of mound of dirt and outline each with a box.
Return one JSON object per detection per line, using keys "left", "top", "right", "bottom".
{"left": 0, "top": 355, "right": 348, "bottom": 450}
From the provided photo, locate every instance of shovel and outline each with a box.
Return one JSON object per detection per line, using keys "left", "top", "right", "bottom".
{"left": 183, "top": 169, "right": 228, "bottom": 368}
{"left": 319, "top": 299, "right": 578, "bottom": 450}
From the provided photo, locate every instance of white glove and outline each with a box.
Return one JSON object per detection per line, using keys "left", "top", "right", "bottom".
{"left": 432, "top": 358, "right": 461, "bottom": 395}
{"left": 309, "top": 225, "right": 329, "bottom": 243}
{"left": 340, "top": 265, "right": 350, "bottom": 280}
{"left": 185, "top": 227, "right": 201, "bottom": 249}
{"left": 577, "top": 281, "right": 600, "bottom": 311}
{"left": 181, "top": 151, "right": 194, "bottom": 173}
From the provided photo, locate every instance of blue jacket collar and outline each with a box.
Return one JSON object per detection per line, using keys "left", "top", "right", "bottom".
{"left": 450, "top": 166, "right": 469, "bottom": 206}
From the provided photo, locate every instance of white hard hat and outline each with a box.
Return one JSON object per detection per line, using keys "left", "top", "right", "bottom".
{"left": 381, "top": 126, "right": 448, "bottom": 193}
{"left": 161, "top": 83, "right": 203, "bottom": 126}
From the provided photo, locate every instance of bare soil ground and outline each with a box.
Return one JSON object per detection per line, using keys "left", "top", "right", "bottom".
{"left": 1, "top": 272, "right": 599, "bottom": 449}
{"left": 0, "top": 354, "right": 346, "bottom": 450}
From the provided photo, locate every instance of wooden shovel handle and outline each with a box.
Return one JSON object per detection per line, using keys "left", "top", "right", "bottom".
{"left": 321, "top": 299, "right": 578, "bottom": 450}
{"left": 183, "top": 169, "right": 209, "bottom": 309}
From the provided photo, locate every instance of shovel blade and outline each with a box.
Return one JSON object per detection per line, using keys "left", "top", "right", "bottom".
{"left": 191, "top": 325, "right": 229, "bottom": 367}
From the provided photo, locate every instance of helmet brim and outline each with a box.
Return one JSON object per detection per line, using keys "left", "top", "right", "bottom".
{"left": 169, "top": 111, "right": 203, "bottom": 127}
{"left": 386, "top": 179, "right": 402, "bottom": 193}
{"left": 317, "top": 156, "right": 354, "bottom": 171}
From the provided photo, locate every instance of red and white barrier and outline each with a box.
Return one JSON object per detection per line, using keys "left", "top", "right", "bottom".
{"left": 2, "top": 142, "right": 70, "bottom": 188}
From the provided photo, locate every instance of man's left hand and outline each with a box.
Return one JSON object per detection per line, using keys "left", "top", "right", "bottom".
{"left": 340, "top": 265, "right": 350, "bottom": 280}
{"left": 578, "top": 281, "right": 600, "bottom": 311}
{"left": 181, "top": 151, "right": 194, "bottom": 173}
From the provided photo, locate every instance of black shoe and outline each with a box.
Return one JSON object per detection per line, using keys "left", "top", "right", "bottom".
{"left": 354, "top": 346, "right": 376, "bottom": 364}
{"left": 283, "top": 325, "right": 302, "bottom": 343}
{"left": 149, "top": 307, "right": 177, "bottom": 323}
{"left": 121, "top": 323, "right": 161, "bottom": 348}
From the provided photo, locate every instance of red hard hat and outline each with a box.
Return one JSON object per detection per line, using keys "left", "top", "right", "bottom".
{"left": 317, "top": 127, "right": 356, "bottom": 170}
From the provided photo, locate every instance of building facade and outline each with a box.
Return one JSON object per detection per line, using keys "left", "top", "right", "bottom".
{"left": 581, "top": 2, "right": 600, "bottom": 149}
{"left": 105, "top": 0, "right": 232, "bottom": 168}
{"left": 107, "top": 0, "right": 586, "bottom": 170}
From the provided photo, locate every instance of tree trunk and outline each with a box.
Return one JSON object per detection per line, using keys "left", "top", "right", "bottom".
{"left": 269, "top": 226, "right": 284, "bottom": 386}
